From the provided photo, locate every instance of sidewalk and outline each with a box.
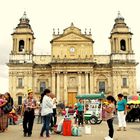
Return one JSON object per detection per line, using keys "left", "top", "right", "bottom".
{"left": 0, "top": 117, "right": 140, "bottom": 140}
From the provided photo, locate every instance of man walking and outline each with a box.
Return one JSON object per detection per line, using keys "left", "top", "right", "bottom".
{"left": 21, "top": 89, "right": 37, "bottom": 137}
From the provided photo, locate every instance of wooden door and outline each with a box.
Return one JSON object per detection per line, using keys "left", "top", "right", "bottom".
{"left": 68, "top": 92, "right": 77, "bottom": 107}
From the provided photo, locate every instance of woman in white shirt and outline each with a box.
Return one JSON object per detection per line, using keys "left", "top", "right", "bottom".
{"left": 40, "top": 89, "right": 53, "bottom": 138}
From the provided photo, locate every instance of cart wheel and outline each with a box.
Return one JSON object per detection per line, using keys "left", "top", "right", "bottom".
{"left": 96, "top": 120, "right": 102, "bottom": 124}
{"left": 89, "top": 116, "right": 97, "bottom": 124}
{"left": 85, "top": 120, "right": 88, "bottom": 124}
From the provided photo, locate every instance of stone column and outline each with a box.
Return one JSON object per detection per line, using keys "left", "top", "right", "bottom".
{"left": 128, "top": 38, "right": 130, "bottom": 51}
{"left": 13, "top": 73, "right": 17, "bottom": 98}
{"left": 116, "top": 38, "right": 120, "bottom": 53}
{"left": 64, "top": 72, "right": 68, "bottom": 105}
{"left": 25, "top": 38, "right": 29, "bottom": 52}
{"left": 9, "top": 72, "right": 13, "bottom": 97}
{"left": 85, "top": 72, "right": 89, "bottom": 93}
{"left": 13, "top": 39, "right": 15, "bottom": 52}
{"left": 130, "top": 38, "right": 132, "bottom": 52}
{"left": 133, "top": 71, "right": 137, "bottom": 95}
{"left": 51, "top": 72, "right": 56, "bottom": 95}
{"left": 78, "top": 72, "right": 82, "bottom": 94}
{"left": 28, "top": 39, "right": 30, "bottom": 52}
{"left": 16, "top": 39, "right": 18, "bottom": 52}
{"left": 56, "top": 72, "right": 60, "bottom": 102}
{"left": 90, "top": 72, "right": 93, "bottom": 93}
{"left": 113, "top": 38, "right": 116, "bottom": 52}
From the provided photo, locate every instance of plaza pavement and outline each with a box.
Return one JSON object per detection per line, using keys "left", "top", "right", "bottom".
{"left": 0, "top": 117, "right": 140, "bottom": 140}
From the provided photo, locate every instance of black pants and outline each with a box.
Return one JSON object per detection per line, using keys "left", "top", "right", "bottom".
{"left": 107, "top": 118, "right": 114, "bottom": 138}
{"left": 78, "top": 111, "right": 83, "bottom": 125}
{"left": 51, "top": 108, "right": 57, "bottom": 127}
{"left": 23, "top": 110, "right": 35, "bottom": 135}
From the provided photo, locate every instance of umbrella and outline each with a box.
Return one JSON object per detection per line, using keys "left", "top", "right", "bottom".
{"left": 132, "top": 95, "right": 139, "bottom": 100}
{"left": 127, "top": 100, "right": 140, "bottom": 104}
{"left": 127, "top": 100, "right": 135, "bottom": 104}
{"left": 134, "top": 100, "right": 140, "bottom": 104}
{"left": 128, "top": 95, "right": 140, "bottom": 101}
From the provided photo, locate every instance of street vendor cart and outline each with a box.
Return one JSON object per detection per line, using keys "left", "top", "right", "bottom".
{"left": 76, "top": 93, "right": 105, "bottom": 124}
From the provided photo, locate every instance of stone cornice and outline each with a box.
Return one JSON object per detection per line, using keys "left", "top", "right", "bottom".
{"left": 33, "top": 63, "right": 51, "bottom": 68}
{"left": 94, "top": 63, "right": 111, "bottom": 68}
{"left": 7, "top": 62, "right": 34, "bottom": 67}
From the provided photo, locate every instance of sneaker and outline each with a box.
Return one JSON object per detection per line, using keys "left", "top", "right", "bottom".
{"left": 104, "top": 136, "right": 113, "bottom": 140}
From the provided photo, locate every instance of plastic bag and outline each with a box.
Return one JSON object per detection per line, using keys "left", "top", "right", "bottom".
{"left": 85, "top": 125, "right": 91, "bottom": 134}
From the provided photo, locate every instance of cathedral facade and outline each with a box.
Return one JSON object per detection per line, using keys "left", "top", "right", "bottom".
{"left": 8, "top": 12, "right": 137, "bottom": 105}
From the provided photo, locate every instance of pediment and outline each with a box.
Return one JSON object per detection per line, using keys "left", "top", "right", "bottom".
{"left": 51, "top": 32, "right": 93, "bottom": 43}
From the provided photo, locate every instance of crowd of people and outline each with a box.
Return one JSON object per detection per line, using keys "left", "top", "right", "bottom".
{"left": 0, "top": 89, "right": 128, "bottom": 140}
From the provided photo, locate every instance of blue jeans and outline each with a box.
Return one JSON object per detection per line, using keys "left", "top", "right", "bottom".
{"left": 40, "top": 113, "right": 52, "bottom": 137}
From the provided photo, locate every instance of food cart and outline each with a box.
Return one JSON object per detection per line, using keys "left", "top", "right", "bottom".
{"left": 76, "top": 93, "right": 105, "bottom": 124}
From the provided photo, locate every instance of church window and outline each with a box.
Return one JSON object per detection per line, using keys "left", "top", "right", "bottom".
{"left": 99, "top": 81, "right": 105, "bottom": 92}
{"left": 40, "top": 81, "right": 46, "bottom": 93}
{"left": 18, "top": 78, "right": 23, "bottom": 88}
{"left": 19, "top": 40, "right": 24, "bottom": 52}
{"left": 122, "top": 78, "right": 127, "bottom": 87}
{"left": 120, "top": 39, "right": 126, "bottom": 51}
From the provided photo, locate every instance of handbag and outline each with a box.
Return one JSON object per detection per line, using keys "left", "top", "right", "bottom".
{"left": 2, "top": 103, "right": 13, "bottom": 114}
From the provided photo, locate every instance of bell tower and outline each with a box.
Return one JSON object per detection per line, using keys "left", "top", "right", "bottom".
{"left": 8, "top": 12, "right": 35, "bottom": 100}
{"left": 110, "top": 12, "right": 137, "bottom": 97}
{"left": 110, "top": 11, "right": 133, "bottom": 54}
{"left": 11, "top": 12, "right": 35, "bottom": 55}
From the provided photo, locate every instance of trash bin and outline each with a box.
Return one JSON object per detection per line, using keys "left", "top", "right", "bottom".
{"left": 63, "top": 119, "right": 72, "bottom": 136}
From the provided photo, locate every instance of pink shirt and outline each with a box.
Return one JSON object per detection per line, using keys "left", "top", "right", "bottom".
{"left": 0, "top": 99, "right": 4, "bottom": 105}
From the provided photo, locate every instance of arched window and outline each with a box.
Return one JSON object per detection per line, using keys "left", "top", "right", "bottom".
{"left": 19, "top": 40, "right": 24, "bottom": 52}
{"left": 40, "top": 81, "right": 46, "bottom": 93}
{"left": 99, "top": 81, "right": 105, "bottom": 92}
{"left": 18, "top": 96, "right": 22, "bottom": 105}
{"left": 120, "top": 39, "right": 126, "bottom": 51}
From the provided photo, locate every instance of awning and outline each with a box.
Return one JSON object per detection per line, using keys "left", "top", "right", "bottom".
{"left": 127, "top": 100, "right": 140, "bottom": 104}
{"left": 76, "top": 93, "right": 105, "bottom": 100}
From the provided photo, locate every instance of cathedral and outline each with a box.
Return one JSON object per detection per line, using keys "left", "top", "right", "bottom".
{"left": 7, "top": 12, "right": 137, "bottom": 106}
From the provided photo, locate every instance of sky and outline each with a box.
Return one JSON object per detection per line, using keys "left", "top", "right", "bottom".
{"left": 0, "top": 0, "right": 140, "bottom": 93}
